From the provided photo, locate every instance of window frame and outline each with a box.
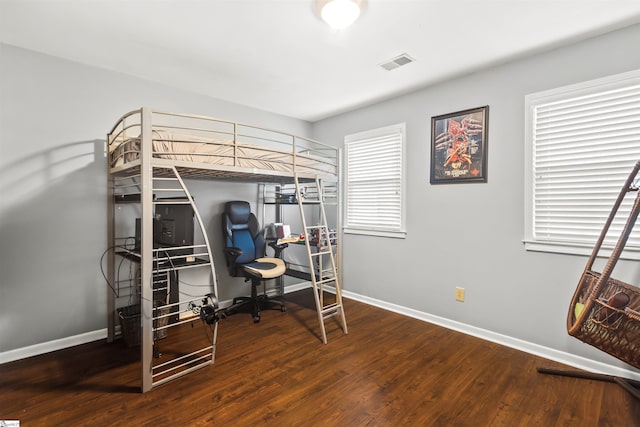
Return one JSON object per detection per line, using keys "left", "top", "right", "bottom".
{"left": 343, "top": 123, "right": 407, "bottom": 239}
{"left": 524, "top": 69, "right": 640, "bottom": 260}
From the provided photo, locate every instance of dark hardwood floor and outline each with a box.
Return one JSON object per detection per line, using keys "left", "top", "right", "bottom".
{"left": 1, "top": 289, "right": 639, "bottom": 426}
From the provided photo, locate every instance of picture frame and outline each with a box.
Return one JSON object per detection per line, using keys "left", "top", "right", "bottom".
{"left": 430, "top": 106, "right": 489, "bottom": 184}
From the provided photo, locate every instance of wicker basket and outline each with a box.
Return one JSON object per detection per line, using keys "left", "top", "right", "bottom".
{"left": 117, "top": 304, "right": 141, "bottom": 347}
{"left": 567, "top": 160, "right": 640, "bottom": 369}
{"left": 568, "top": 271, "right": 640, "bottom": 369}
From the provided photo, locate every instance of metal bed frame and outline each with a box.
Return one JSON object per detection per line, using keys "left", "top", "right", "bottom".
{"left": 106, "top": 108, "right": 340, "bottom": 392}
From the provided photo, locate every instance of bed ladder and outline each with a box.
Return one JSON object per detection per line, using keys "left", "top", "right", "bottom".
{"left": 294, "top": 175, "right": 348, "bottom": 344}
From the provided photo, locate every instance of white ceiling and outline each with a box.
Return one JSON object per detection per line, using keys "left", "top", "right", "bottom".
{"left": 2, "top": 0, "right": 640, "bottom": 122}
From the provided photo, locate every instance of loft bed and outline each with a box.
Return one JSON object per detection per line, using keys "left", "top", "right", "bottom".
{"left": 106, "top": 108, "right": 341, "bottom": 393}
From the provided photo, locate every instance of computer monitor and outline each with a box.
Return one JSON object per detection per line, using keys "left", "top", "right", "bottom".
{"left": 135, "top": 201, "right": 194, "bottom": 259}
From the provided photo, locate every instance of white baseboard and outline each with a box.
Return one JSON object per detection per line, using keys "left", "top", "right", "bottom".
{"left": 5, "top": 286, "right": 640, "bottom": 382}
{"left": 283, "top": 281, "right": 313, "bottom": 294}
{"left": 0, "top": 329, "right": 108, "bottom": 365}
{"left": 342, "top": 289, "right": 640, "bottom": 381}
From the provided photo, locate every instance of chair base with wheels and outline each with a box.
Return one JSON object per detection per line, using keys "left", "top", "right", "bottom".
{"left": 223, "top": 258, "right": 287, "bottom": 323}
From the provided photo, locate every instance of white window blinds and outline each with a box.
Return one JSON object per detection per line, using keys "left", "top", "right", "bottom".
{"left": 525, "top": 70, "right": 640, "bottom": 256}
{"left": 344, "top": 123, "right": 406, "bottom": 237}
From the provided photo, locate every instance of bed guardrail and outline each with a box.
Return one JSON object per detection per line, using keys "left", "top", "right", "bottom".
{"left": 107, "top": 108, "right": 338, "bottom": 180}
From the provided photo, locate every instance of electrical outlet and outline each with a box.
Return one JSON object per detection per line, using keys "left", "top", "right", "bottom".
{"left": 455, "top": 287, "right": 465, "bottom": 302}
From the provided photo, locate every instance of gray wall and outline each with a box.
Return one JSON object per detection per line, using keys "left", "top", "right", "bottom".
{"left": 312, "top": 24, "right": 640, "bottom": 370}
{"left": 0, "top": 43, "right": 310, "bottom": 354}
{"left": 2, "top": 24, "right": 640, "bottom": 373}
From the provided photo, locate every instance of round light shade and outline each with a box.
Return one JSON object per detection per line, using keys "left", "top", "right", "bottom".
{"left": 320, "top": 0, "right": 361, "bottom": 30}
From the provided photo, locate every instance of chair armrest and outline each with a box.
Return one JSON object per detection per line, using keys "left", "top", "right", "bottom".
{"left": 268, "top": 241, "right": 288, "bottom": 258}
{"left": 223, "top": 247, "right": 243, "bottom": 265}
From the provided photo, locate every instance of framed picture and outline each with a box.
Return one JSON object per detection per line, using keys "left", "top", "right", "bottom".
{"left": 430, "top": 106, "right": 489, "bottom": 184}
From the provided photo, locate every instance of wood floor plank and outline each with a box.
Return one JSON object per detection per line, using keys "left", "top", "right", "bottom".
{"left": 1, "top": 289, "right": 638, "bottom": 426}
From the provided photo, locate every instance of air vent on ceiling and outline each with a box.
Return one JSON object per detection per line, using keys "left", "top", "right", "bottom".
{"left": 380, "top": 53, "right": 415, "bottom": 71}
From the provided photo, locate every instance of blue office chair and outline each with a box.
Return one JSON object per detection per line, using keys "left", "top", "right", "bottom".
{"left": 222, "top": 201, "right": 287, "bottom": 323}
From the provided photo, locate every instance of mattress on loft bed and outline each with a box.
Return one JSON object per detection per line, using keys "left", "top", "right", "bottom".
{"left": 110, "top": 130, "right": 337, "bottom": 176}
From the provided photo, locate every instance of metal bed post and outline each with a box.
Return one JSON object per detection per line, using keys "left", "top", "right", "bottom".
{"left": 106, "top": 142, "right": 116, "bottom": 343}
{"left": 140, "top": 107, "right": 154, "bottom": 393}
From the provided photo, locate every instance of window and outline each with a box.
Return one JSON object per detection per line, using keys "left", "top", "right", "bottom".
{"left": 524, "top": 70, "right": 640, "bottom": 259}
{"left": 344, "top": 123, "right": 406, "bottom": 238}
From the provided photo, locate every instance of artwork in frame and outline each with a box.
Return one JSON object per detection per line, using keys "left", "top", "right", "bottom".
{"left": 430, "top": 106, "right": 489, "bottom": 184}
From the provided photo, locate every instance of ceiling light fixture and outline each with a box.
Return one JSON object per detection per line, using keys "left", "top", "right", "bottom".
{"left": 316, "top": 0, "right": 365, "bottom": 30}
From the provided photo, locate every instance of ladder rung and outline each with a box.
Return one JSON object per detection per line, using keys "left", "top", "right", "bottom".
{"left": 305, "top": 225, "right": 325, "bottom": 230}
{"left": 323, "top": 312, "right": 340, "bottom": 321}
{"left": 322, "top": 307, "right": 341, "bottom": 320}
{"left": 154, "top": 200, "right": 191, "bottom": 205}
{"left": 321, "top": 303, "right": 340, "bottom": 315}
{"left": 315, "top": 277, "right": 335, "bottom": 286}
{"left": 310, "top": 251, "right": 332, "bottom": 256}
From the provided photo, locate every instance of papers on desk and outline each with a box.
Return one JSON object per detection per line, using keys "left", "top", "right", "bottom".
{"left": 277, "top": 236, "right": 300, "bottom": 244}
{"left": 270, "top": 223, "right": 304, "bottom": 244}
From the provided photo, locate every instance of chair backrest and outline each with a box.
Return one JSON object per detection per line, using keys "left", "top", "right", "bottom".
{"left": 222, "top": 201, "right": 265, "bottom": 265}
